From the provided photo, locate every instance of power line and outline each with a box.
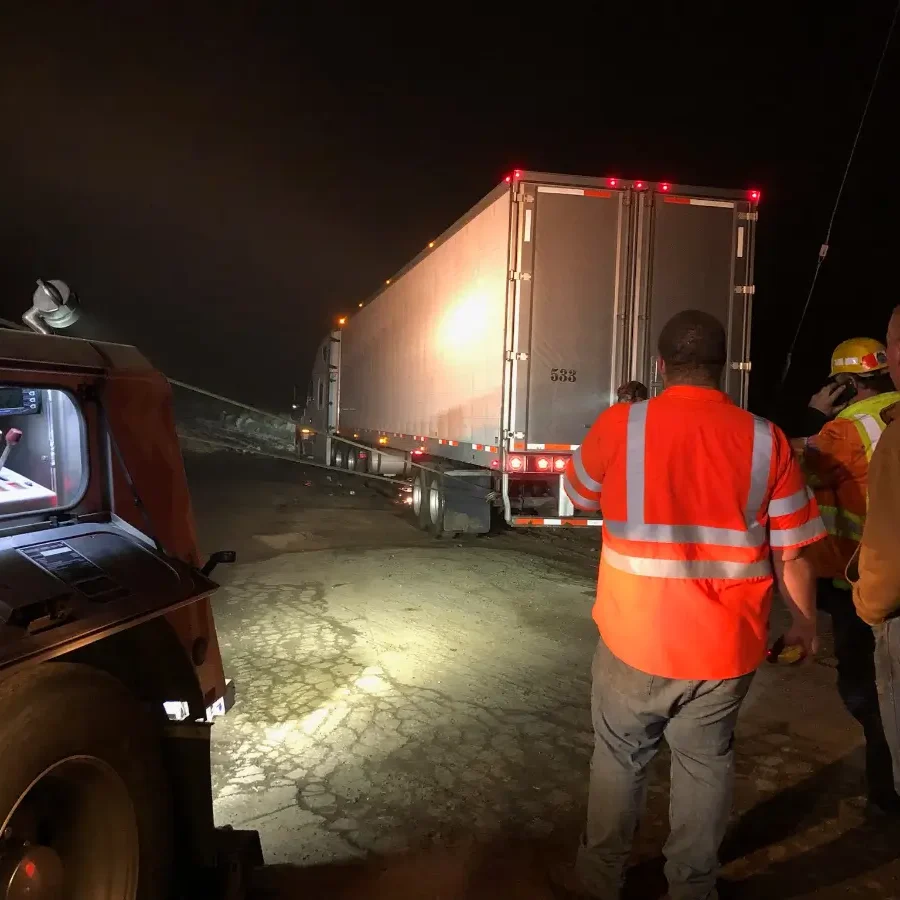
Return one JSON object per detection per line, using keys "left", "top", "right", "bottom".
{"left": 781, "top": 0, "right": 900, "bottom": 385}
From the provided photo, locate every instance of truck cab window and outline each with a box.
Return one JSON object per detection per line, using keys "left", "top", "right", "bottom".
{"left": 0, "top": 387, "right": 87, "bottom": 517}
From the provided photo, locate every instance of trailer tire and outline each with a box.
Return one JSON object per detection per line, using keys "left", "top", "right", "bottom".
{"left": 0, "top": 663, "right": 173, "bottom": 900}
{"left": 425, "top": 472, "right": 446, "bottom": 537}
{"left": 412, "top": 470, "right": 429, "bottom": 529}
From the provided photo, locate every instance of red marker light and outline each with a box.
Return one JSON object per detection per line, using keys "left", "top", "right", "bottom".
{"left": 659, "top": 182, "right": 671, "bottom": 192}
{"left": 514, "top": 169, "right": 523, "bottom": 179}
{"left": 749, "top": 189, "right": 761, "bottom": 202}
{"left": 505, "top": 175, "right": 512, "bottom": 183}
{"left": 24, "top": 861, "right": 36, "bottom": 878}
{"left": 607, "top": 177, "right": 618, "bottom": 187}
{"left": 635, "top": 181, "right": 646, "bottom": 190}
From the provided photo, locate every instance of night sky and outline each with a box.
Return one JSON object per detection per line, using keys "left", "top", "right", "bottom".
{"left": 2, "top": 3, "right": 898, "bottom": 430}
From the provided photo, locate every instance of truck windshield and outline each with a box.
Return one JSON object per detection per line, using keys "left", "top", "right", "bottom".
{"left": 0, "top": 387, "right": 87, "bottom": 517}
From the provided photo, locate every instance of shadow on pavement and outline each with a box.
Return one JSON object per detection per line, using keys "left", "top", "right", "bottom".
{"left": 248, "top": 837, "right": 567, "bottom": 899}
{"left": 628, "top": 753, "right": 900, "bottom": 900}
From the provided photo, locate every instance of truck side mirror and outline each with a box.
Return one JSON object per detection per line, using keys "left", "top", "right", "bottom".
{"left": 201, "top": 550, "right": 236, "bottom": 576}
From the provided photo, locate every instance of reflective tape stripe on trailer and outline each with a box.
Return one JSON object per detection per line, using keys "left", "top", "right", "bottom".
{"left": 663, "top": 197, "right": 735, "bottom": 208}
{"left": 524, "top": 442, "right": 580, "bottom": 451}
{"left": 537, "top": 186, "right": 612, "bottom": 198}
{"left": 513, "top": 517, "right": 603, "bottom": 527}
{"left": 353, "top": 429, "right": 499, "bottom": 455}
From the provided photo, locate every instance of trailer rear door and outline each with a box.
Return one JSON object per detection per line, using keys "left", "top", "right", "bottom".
{"left": 631, "top": 192, "right": 755, "bottom": 407}
{"left": 515, "top": 185, "right": 628, "bottom": 447}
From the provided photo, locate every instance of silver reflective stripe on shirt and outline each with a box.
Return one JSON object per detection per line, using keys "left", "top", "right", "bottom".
{"left": 608, "top": 401, "right": 773, "bottom": 546}
{"left": 853, "top": 413, "right": 884, "bottom": 454}
{"left": 572, "top": 446, "right": 602, "bottom": 494}
{"left": 604, "top": 520, "right": 766, "bottom": 547}
{"left": 768, "top": 486, "right": 812, "bottom": 518}
{"left": 564, "top": 479, "right": 601, "bottom": 511}
{"left": 746, "top": 416, "right": 773, "bottom": 527}
{"left": 768, "top": 517, "right": 826, "bottom": 547}
{"left": 601, "top": 544, "right": 772, "bottom": 580}
{"left": 625, "top": 400, "right": 648, "bottom": 522}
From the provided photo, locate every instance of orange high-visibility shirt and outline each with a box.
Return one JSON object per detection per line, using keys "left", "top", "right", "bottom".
{"left": 801, "top": 419, "right": 869, "bottom": 578}
{"left": 564, "top": 386, "right": 825, "bottom": 680}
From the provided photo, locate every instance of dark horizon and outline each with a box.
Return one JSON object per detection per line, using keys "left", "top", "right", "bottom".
{"left": 2, "top": 4, "right": 899, "bottom": 430}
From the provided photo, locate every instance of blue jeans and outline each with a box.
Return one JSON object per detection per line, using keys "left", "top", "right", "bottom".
{"left": 873, "top": 618, "right": 900, "bottom": 794}
{"left": 576, "top": 637, "right": 754, "bottom": 900}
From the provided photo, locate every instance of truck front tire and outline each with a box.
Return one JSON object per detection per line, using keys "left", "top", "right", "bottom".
{"left": 0, "top": 663, "right": 173, "bottom": 900}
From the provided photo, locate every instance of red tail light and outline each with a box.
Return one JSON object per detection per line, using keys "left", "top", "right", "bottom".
{"left": 553, "top": 456, "right": 568, "bottom": 472}
{"left": 534, "top": 456, "right": 552, "bottom": 472}
{"left": 507, "top": 455, "right": 525, "bottom": 472}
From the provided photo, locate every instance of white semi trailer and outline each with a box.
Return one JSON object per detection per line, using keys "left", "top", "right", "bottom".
{"left": 302, "top": 170, "right": 759, "bottom": 535}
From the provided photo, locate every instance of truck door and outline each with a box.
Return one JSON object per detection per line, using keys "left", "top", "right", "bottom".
{"left": 516, "top": 184, "right": 630, "bottom": 447}
{"left": 631, "top": 191, "right": 755, "bottom": 407}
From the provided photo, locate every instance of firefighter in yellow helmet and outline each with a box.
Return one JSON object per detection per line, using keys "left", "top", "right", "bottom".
{"left": 797, "top": 337, "right": 900, "bottom": 813}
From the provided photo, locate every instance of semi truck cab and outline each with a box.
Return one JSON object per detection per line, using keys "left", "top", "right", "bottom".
{"left": 0, "top": 327, "right": 260, "bottom": 898}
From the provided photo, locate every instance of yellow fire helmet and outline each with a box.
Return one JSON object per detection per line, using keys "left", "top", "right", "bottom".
{"left": 830, "top": 337, "right": 889, "bottom": 376}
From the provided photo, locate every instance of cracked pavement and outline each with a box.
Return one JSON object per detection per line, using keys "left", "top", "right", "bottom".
{"left": 185, "top": 452, "right": 900, "bottom": 899}
{"left": 210, "top": 553, "right": 595, "bottom": 866}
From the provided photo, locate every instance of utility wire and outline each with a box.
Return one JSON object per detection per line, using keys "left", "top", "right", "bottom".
{"left": 781, "top": 0, "right": 900, "bottom": 385}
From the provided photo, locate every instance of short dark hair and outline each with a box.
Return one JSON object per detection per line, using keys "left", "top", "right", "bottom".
{"left": 857, "top": 369, "right": 895, "bottom": 395}
{"left": 617, "top": 381, "right": 649, "bottom": 403}
{"left": 658, "top": 310, "right": 727, "bottom": 385}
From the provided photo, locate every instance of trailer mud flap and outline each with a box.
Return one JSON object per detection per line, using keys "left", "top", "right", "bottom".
{"left": 441, "top": 472, "right": 492, "bottom": 535}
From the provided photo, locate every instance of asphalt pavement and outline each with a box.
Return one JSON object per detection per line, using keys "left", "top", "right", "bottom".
{"left": 184, "top": 450, "right": 900, "bottom": 899}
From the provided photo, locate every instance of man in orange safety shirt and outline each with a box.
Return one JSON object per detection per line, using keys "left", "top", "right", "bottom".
{"left": 556, "top": 310, "right": 824, "bottom": 900}
{"left": 794, "top": 339, "right": 900, "bottom": 813}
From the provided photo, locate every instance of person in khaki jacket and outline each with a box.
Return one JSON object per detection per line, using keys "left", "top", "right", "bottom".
{"left": 850, "top": 305, "right": 900, "bottom": 791}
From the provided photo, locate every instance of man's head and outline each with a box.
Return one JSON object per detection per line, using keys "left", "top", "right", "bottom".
{"left": 887, "top": 306, "right": 900, "bottom": 390}
{"left": 830, "top": 337, "right": 893, "bottom": 400}
{"left": 616, "top": 381, "right": 649, "bottom": 403}
{"left": 657, "top": 310, "right": 727, "bottom": 388}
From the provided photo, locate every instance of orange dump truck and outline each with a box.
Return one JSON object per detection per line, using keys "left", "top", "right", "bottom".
{"left": 0, "top": 325, "right": 260, "bottom": 897}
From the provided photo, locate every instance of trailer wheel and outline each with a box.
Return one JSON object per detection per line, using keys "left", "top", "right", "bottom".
{"left": 332, "top": 444, "right": 346, "bottom": 468}
{"left": 0, "top": 663, "right": 173, "bottom": 900}
{"left": 345, "top": 448, "right": 358, "bottom": 471}
{"left": 412, "top": 470, "right": 430, "bottom": 529}
{"left": 425, "top": 472, "right": 446, "bottom": 537}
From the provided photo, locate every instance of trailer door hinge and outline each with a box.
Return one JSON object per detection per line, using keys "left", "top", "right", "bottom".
{"left": 731, "top": 361, "right": 752, "bottom": 371}
{"left": 506, "top": 351, "right": 529, "bottom": 361}
{"left": 509, "top": 271, "right": 532, "bottom": 282}
{"left": 738, "top": 211, "right": 759, "bottom": 222}
{"left": 734, "top": 285, "right": 755, "bottom": 295}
